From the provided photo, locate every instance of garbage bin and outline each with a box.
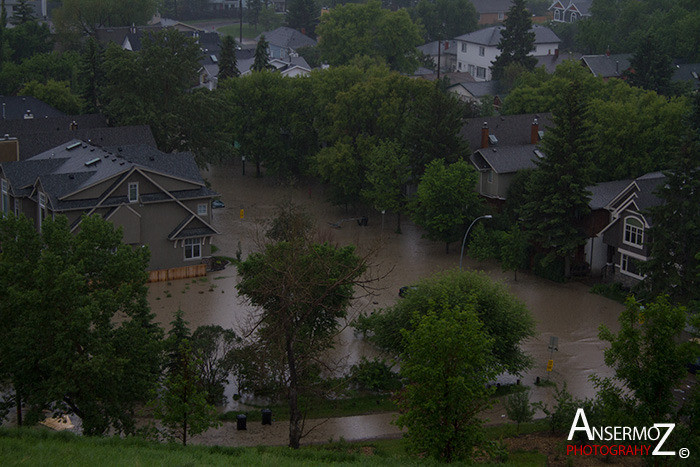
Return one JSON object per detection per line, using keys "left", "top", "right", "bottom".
{"left": 261, "top": 409, "right": 272, "bottom": 425}
{"left": 236, "top": 414, "right": 247, "bottom": 430}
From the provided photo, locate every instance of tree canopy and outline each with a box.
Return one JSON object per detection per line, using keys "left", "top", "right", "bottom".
{"left": 491, "top": 0, "right": 536, "bottom": 81}
{"left": 410, "top": 0, "right": 478, "bottom": 42}
{"left": 53, "top": 0, "right": 158, "bottom": 37}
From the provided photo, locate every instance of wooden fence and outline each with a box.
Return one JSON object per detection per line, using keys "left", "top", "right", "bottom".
{"left": 148, "top": 263, "right": 207, "bottom": 283}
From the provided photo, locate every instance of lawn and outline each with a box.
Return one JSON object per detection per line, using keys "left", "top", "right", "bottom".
{"left": 217, "top": 24, "right": 264, "bottom": 40}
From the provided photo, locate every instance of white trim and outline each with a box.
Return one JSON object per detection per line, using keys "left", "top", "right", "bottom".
{"left": 617, "top": 248, "right": 647, "bottom": 261}
{"left": 197, "top": 203, "right": 208, "bottom": 216}
{"left": 104, "top": 203, "right": 142, "bottom": 221}
{"left": 128, "top": 182, "right": 139, "bottom": 203}
{"left": 619, "top": 253, "right": 646, "bottom": 280}
{"left": 622, "top": 215, "right": 644, "bottom": 248}
{"left": 605, "top": 180, "right": 640, "bottom": 211}
{"left": 183, "top": 237, "right": 202, "bottom": 260}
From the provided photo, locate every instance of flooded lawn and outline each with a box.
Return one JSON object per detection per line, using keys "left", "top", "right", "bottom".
{"left": 147, "top": 161, "right": 624, "bottom": 443}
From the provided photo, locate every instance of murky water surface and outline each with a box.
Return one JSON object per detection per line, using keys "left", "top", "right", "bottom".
{"left": 146, "top": 162, "right": 623, "bottom": 445}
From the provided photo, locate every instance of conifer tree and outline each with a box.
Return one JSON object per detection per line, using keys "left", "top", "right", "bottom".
{"left": 10, "top": 0, "right": 35, "bottom": 25}
{"left": 519, "top": 79, "right": 594, "bottom": 277}
{"left": 490, "top": 0, "right": 536, "bottom": 81}
{"left": 286, "top": 0, "right": 318, "bottom": 38}
{"left": 77, "top": 37, "right": 104, "bottom": 113}
{"left": 218, "top": 35, "right": 239, "bottom": 80}
{"left": 252, "top": 35, "right": 271, "bottom": 72}
{"left": 623, "top": 34, "right": 674, "bottom": 95}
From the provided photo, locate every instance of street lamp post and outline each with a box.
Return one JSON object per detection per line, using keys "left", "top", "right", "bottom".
{"left": 459, "top": 215, "right": 493, "bottom": 270}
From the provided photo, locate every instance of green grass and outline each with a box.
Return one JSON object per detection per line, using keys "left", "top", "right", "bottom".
{"left": 221, "top": 393, "right": 396, "bottom": 423}
{"left": 217, "top": 24, "right": 263, "bottom": 40}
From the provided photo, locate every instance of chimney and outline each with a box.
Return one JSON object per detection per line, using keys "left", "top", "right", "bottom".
{"left": 24, "top": 110, "right": 34, "bottom": 120}
{"left": 481, "top": 122, "right": 489, "bottom": 149}
{"left": 69, "top": 120, "right": 78, "bottom": 131}
{"left": 531, "top": 118, "right": 539, "bottom": 144}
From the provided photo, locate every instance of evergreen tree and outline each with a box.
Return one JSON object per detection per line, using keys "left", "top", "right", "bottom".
{"left": 9, "top": 0, "right": 35, "bottom": 25}
{"left": 641, "top": 94, "right": 700, "bottom": 307}
{"left": 0, "top": 0, "right": 7, "bottom": 64}
{"left": 77, "top": 37, "right": 104, "bottom": 113}
{"left": 623, "top": 34, "right": 674, "bottom": 95}
{"left": 490, "top": 0, "right": 536, "bottom": 81}
{"left": 519, "top": 79, "right": 594, "bottom": 277}
{"left": 286, "top": 0, "right": 318, "bottom": 38}
{"left": 247, "top": 0, "right": 263, "bottom": 28}
{"left": 252, "top": 35, "right": 271, "bottom": 72}
{"left": 218, "top": 35, "right": 239, "bottom": 80}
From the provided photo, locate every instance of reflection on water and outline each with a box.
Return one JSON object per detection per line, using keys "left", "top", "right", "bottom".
{"left": 147, "top": 162, "right": 623, "bottom": 425}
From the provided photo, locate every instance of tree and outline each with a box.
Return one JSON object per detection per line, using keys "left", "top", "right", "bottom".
{"left": 410, "top": 0, "right": 478, "bottom": 42}
{"left": 53, "top": 0, "right": 158, "bottom": 37}
{"left": 0, "top": 0, "right": 8, "bottom": 65}
{"left": 623, "top": 34, "right": 674, "bottom": 95}
{"left": 150, "top": 311, "right": 220, "bottom": 446}
{"left": 396, "top": 303, "right": 496, "bottom": 462}
{"left": 410, "top": 159, "right": 483, "bottom": 253}
{"left": 354, "top": 269, "right": 535, "bottom": 375}
{"left": 519, "top": 79, "right": 593, "bottom": 277}
{"left": 594, "top": 296, "right": 696, "bottom": 427}
{"left": 247, "top": 0, "right": 263, "bottom": 28}
{"left": 77, "top": 37, "right": 104, "bottom": 113}
{"left": 252, "top": 35, "right": 271, "bottom": 72}
{"left": 641, "top": 95, "right": 700, "bottom": 307}
{"left": 0, "top": 214, "right": 163, "bottom": 434}
{"left": 259, "top": 5, "right": 283, "bottom": 31}
{"left": 504, "top": 390, "right": 534, "bottom": 432}
{"left": 500, "top": 225, "right": 529, "bottom": 281}
{"left": 315, "top": 1, "right": 424, "bottom": 73}
{"left": 236, "top": 206, "right": 370, "bottom": 448}
{"left": 19, "top": 80, "right": 84, "bottom": 114}
{"left": 191, "top": 325, "right": 240, "bottom": 406}
{"left": 490, "top": 0, "right": 536, "bottom": 81}
{"left": 286, "top": 0, "right": 319, "bottom": 38}
{"left": 218, "top": 35, "right": 239, "bottom": 80}
{"left": 9, "top": 0, "right": 35, "bottom": 25}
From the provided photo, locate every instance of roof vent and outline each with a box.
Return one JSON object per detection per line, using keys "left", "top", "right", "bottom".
{"left": 69, "top": 174, "right": 75, "bottom": 179}
{"left": 119, "top": 161, "right": 125, "bottom": 165}
{"left": 488, "top": 134, "right": 498, "bottom": 145}
{"left": 538, "top": 130, "right": 545, "bottom": 139}
{"left": 118, "top": 147, "right": 123, "bottom": 152}
{"left": 90, "top": 148, "right": 95, "bottom": 152}
{"left": 534, "top": 149, "right": 545, "bottom": 159}
{"left": 211, "top": 55, "right": 218, "bottom": 63}
{"left": 149, "top": 156, "right": 155, "bottom": 161}
{"left": 85, "top": 157, "right": 101, "bottom": 166}
{"left": 66, "top": 142, "right": 81, "bottom": 151}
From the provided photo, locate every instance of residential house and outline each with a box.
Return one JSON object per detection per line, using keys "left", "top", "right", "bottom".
{"left": 470, "top": 0, "right": 512, "bottom": 25}
{"left": 534, "top": 51, "right": 583, "bottom": 74}
{"left": 417, "top": 40, "right": 458, "bottom": 74}
{"left": 455, "top": 25, "right": 561, "bottom": 81}
{"left": 549, "top": 0, "right": 592, "bottom": 23}
{"left": 446, "top": 81, "right": 502, "bottom": 110}
{"left": 466, "top": 115, "right": 551, "bottom": 203}
{"left": 256, "top": 27, "right": 317, "bottom": 62}
{"left": 599, "top": 172, "right": 666, "bottom": 285}
{"left": 672, "top": 63, "right": 700, "bottom": 91}
{"left": 3, "top": 0, "right": 47, "bottom": 20}
{"left": 0, "top": 140, "right": 219, "bottom": 271}
{"left": 581, "top": 54, "right": 632, "bottom": 80}
{"left": 1, "top": 96, "right": 66, "bottom": 120}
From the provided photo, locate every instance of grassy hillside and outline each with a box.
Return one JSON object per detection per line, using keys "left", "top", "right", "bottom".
{"left": 0, "top": 426, "right": 550, "bottom": 466}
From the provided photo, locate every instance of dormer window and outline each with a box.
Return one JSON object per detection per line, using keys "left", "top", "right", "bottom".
{"left": 128, "top": 182, "right": 139, "bottom": 203}
{"left": 623, "top": 216, "right": 644, "bottom": 248}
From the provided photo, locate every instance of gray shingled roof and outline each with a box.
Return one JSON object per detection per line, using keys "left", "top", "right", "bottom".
{"left": 534, "top": 53, "right": 582, "bottom": 74}
{"left": 0, "top": 96, "right": 65, "bottom": 120}
{"left": 587, "top": 179, "right": 632, "bottom": 210}
{"left": 0, "top": 114, "right": 109, "bottom": 137}
{"left": 461, "top": 113, "right": 553, "bottom": 151}
{"left": 567, "top": 0, "right": 592, "bottom": 16}
{"left": 470, "top": 0, "right": 513, "bottom": 14}
{"left": 104, "top": 145, "right": 205, "bottom": 184}
{"left": 16, "top": 125, "right": 157, "bottom": 161}
{"left": 417, "top": 40, "right": 458, "bottom": 56}
{"left": 581, "top": 54, "right": 632, "bottom": 78}
{"left": 257, "top": 27, "right": 317, "bottom": 50}
{"left": 449, "top": 81, "right": 499, "bottom": 98}
{"left": 456, "top": 25, "right": 560, "bottom": 46}
{"left": 471, "top": 144, "right": 540, "bottom": 174}
{"left": 673, "top": 63, "right": 700, "bottom": 90}
{"left": 634, "top": 172, "right": 666, "bottom": 211}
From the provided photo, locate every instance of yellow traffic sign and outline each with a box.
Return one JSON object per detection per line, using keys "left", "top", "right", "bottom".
{"left": 546, "top": 359, "right": 554, "bottom": 372}
{"left": 240, "top": 209, "right": 244, "bottom": 219}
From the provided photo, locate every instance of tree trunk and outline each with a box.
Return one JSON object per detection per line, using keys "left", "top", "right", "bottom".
{"left": 445, "top": 242, "right": 450, "bottom": 254}
{"left": 286, "top": 336, "right": 302, "bottom": 449}
{"left": 564, "top": 255, "right": 571, "bottom": 278}
{"left": 256, "top": 161, "right": 261, "bottom": 178}
{"left": 395, "top": 212, "right": 402, "bottom": 234}
{"left": 514, "top": 269, "right": 518, "bottom": 281}
{"left": 15, "top": 389, "right": 22, "bottom": 427}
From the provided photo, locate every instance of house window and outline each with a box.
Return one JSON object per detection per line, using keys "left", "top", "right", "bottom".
{"left": 479, "top": 46, "right": 485, "bottom": 57}
{"left": 38, "top": 192, "right": 47, "bottom": 231}
{"left": 1, "top": 179, "right": 8, "bottom": 215}
{"left": 461, "top": 42, "right": 466, "bottom": 53}
{"left": 498, "top": 12, "right": 504, "bottom": 20}
{"left": 570, "top": 12, "right": 578, "bottom": 21}
{"left": 458, "top": 62, "right": 462, "bottom": 70}
{"left": 620, "top": 253, "right": 645, "bottom": 279}
{"left": 197, "top": 203, "right": 208, "bottom": 216}
{"left": 128, "top": 182, "right": 139, "bottom": 203}
{"left": 554, "top": 10, "right": 561, "bottom": 21}
{"left": 14, "top": 198, "right": 19, "bottom": 217}
{"left": 487, "top": 170, "right": 493, "bottom": 183}
{"left": 468, "top": 64, "right": 475, "bottom": 76}
{"left": 184, "top": 238, "right": 202, "bottom": 260}
{"left": 476, "top": 66, "right": 486, "bottom": 79}
{"left": 623, "top": 217, "right": 644, "bottom": 248}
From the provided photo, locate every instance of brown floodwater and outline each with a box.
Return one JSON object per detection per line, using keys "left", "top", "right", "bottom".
{"left": 146, "top": 161, "right": 624, "bottom": 445}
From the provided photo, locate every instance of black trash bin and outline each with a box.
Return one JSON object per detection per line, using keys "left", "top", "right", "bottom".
{"left": 261, "top": 409, "right": 272, "bottom": 425}
{"left": 236, "top": 414, "right": 247, "bottom": 430}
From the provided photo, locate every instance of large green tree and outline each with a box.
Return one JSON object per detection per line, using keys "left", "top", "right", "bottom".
{"left": 396, "top": 302, "right": 496, "bottom": 462}
{"left": 236, "top": 206, "right": 369, "bottom": 448}
{"left": 354, "top": 269, "right": 535, "bottom": 375}
{"left": 410, "top": 0, "right": 478, "bottom": 42}
{"left": 410, "top": 159, "right": 483, "bottom": 253}
{"left": 315, "top": 1, "right": 423, "bottom": 73}
{"left": 519, "top": 79, "right": 593, "bottom": 276}
{"left": 19, "top": 80, "right": 84, "bottom": 114}
{"left": 77, "top": 37, "right": 104, "bottom": 113}
{"left": 623, "top": 34, "right": 674, "bottom": 95}
{"left": 252, "top": 35, "right": 271, "bottom": 72}
{"left": 490, "top": 0, "right": 536, "bottom": 81}
{"left": 53, "top": 0, "right": 158, "bottom": 37}
{"left": 0, "top": 214, "right": 162, "bottom": 434}
{"left": 218, "top": 35, "right": 239, "bottom": 80}
{"left": 286, "top": 0, "right": 319, "bottom": 38}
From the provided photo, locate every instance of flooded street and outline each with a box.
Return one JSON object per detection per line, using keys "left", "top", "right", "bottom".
{"left": 147, "top": 161, "right": 624, "bottom": 445}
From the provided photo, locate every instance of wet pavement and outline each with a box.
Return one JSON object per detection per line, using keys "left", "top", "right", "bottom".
{"left": 146, "top": 161, "right": 625, "bottom": 445}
